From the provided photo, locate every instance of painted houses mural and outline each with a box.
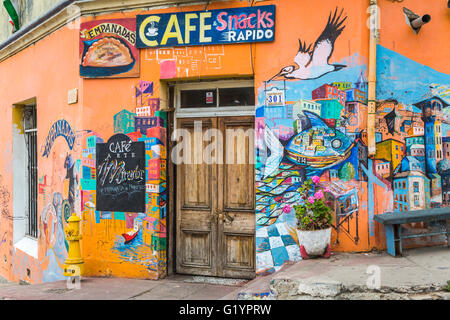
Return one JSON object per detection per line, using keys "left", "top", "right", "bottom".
{"left": 79, "top": 81, "right": 168, "bottom": 279}
{"left": 373, "top": 45, "right": 450, "bottom": 247}
{"left": 255, "top": 8, "right": 450, "bottom": 273}
{"left": 255, "top": 8, "right": 370, "bottom": 274}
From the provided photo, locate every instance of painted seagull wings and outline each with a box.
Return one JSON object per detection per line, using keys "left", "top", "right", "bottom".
{"left": 293, "top": 39, "right": 313, "bottom": 69}
{"left": 269, "top": 7, "right": 347, "bottom": 81}
{"left": 310, "top": 7, "right": 347, "bottom": 67}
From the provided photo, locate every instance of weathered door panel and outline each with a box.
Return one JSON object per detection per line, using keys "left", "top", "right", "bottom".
{"left": 218, "top": 117, "right": 256, "bottom": 279}
{"left": 176, "top": 118, "right": 217, "bottom": 276}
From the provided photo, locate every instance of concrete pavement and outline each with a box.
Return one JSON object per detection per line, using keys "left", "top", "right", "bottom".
{"left": 0, "top": 274, "right": 247, "bottom": 300}
{"left": 227, "top": 246, "right": 450, "bottom": 300}
{"left": 0, "top": 246, "right": 449, "bottom": 300}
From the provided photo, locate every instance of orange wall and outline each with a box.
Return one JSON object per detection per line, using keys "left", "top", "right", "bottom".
{"left": 0, "top": 0, "right": 448, "bottom": 283}
{"left": 379, "top": 0, "right": 450, "bottom": 73}
{"left": 0, "top": 24, "right": 81, "bottom": 283}
{"left": 0, "top": 1, "right": 256, "bottom": 283}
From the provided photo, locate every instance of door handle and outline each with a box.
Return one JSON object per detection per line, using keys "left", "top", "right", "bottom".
{"left": 212, "top": 210, "right": 234, "bottom": 223}
{"left": 224, "top": 211, "right": 234, "bottom": 223}
{"left": 211, "top": 210, "right": 224, "bottom": 223}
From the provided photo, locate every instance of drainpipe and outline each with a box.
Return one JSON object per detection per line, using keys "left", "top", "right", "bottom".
{"left": 367, "top": 0, "right": 379, "bottom": 157}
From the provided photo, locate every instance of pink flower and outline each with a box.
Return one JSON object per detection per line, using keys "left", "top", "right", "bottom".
{"left": 324, "top": 187, "right": 331, "bottom": 193}
{"left": 308, "top": 196, "right": 315, "bottom": 204}
{"left": 314, "top": 190, "right": 324, "bottom": 200}
{"left": 283, "top": 204, "right": 292, "bottom": 213}
{"left": 311, "top": 175, "right": 320, "bottom": 184}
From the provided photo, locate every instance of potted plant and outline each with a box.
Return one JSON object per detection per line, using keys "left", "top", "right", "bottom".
{"left": 293, "top": 175, "right": 333, "bottom": 259}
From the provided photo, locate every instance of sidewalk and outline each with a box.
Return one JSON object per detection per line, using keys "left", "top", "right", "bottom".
{"left": 0, "top": 274, "right": 247, "bottom": 300}
{"left": 0, "top": 246, "right": 449, "bottom": 300}
{"left": 226, "top": 246, "right": 450, "bottom": 300}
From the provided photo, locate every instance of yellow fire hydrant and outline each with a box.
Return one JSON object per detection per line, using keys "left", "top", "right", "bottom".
{"left": 63, "top": 213, "right": 84, "bottom": 277}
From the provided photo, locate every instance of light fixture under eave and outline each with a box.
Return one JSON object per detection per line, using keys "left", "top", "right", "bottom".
{"left": 403, "top": 7, "right": 431, "bottom": 34}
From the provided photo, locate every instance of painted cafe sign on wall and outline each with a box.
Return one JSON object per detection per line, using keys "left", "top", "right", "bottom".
{"left": 96, "top": 134, "right": 146, "bottom": 213}
{"left": 136, "top": 5, "right": 276, "bottom": 48}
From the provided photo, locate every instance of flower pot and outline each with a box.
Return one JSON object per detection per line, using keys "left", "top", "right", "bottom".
{"left": 296, "top": 227, "right": 331, "bottom": 257}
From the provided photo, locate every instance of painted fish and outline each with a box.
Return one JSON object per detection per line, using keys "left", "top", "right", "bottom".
{"left": 264, "top": 111, "right": 355, "bottom": 178}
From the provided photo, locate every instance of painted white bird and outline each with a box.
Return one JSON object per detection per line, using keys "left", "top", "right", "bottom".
{"left": 269, "top": 7, "right": 347, "bottom": 82}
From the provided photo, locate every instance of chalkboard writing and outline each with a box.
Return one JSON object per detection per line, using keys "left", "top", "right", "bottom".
{"left": 96, "top": 134, "right": 146, "bottom": 212}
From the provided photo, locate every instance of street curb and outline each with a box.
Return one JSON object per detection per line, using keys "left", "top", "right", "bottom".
{"left": 269, "top": 278, "right": 450, "bottom": 300}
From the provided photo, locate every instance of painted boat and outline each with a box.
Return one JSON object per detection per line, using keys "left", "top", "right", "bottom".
{"left": 122, "top": 226, "right": 139, "bottom": 244}
{"left": 285, "top": 142, "right": 354, "bottom": 169}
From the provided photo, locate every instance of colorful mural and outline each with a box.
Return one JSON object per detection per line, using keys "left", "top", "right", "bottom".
{"left": 255, "top": 7, "right": 371, "bottom": 274}
{"left": 80, "top": 83, "right": 167, "bottom": 279}
{"left": 269, "top": 8, "right": 347, "bottom": 82}
{"left": 255, "top": 35, "right": 450, "bottom": 274}
{"left": 373, "top": 45, "right": 450, "bottom": 245}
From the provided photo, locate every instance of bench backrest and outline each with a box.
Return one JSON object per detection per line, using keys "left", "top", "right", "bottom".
{"left": 374, "top": 207, "right": 450, "bottom": 225}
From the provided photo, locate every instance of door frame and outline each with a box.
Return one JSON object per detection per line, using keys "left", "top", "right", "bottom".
{"left": 167, "top": 79, "right": 256, "bottom": 278}
{"left": 174, "top": 79, "right": 255, "bottom": 121}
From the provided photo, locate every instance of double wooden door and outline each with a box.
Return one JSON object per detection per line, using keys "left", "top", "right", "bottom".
{"left": 176, "top": 116, "right": 255, "bottom": 279}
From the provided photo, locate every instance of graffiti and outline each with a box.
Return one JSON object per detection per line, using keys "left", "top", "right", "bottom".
{"left": 42, "top": 120, "right": 76, "bottom": 158}
{"left": 0, "top": 232, "right": 6, "bottom": 248}
{"left": 270, "top": 7, "right": 347, "bottom": 81}
{"left": 144, "top": 45, "right": 227, "bottom": 77}
{"left": 0, "top": 175, "right": 12, "bottom": 220}
{"left": 64, "top": 154, "right": 79, "bottom": 213}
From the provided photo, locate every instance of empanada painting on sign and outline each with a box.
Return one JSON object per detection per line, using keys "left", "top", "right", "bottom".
{"left": 80, "top": 19, "right": 140, "bottom": 78}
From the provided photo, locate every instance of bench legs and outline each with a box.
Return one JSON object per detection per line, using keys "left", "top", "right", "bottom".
{"left": 385, "top": 224, "right": 402, "bottom": 257}
{"left": 447, "top": 220, "right": 450, "bottom": 247}
{"left": 396, "top": 225, "right": 403, "bottom": 255}
{"left": 385, "top": 225, "right": 396, "bottom": 256}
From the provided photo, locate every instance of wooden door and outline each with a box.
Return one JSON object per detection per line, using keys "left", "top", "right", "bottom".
{"left": 176, "top": 116, "right": 255, "bottom": 279}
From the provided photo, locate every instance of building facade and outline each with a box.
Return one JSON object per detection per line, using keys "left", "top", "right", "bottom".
{"left": 0, "top": 0, "right": 449, "bottom": 284}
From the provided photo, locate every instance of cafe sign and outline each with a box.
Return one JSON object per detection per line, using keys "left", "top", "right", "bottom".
{"left": 96, "top": 134, "right": 146, "bottom": 213}
{"left": 136, "top": 5, "right": 275, "bottom": 48}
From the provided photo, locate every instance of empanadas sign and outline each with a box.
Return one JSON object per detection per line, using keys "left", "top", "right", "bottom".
{"left": 81, "top": 23, "right": 137, "bottom": 45}
{"left": 80, "top": 19, "right": 140, "bottom": 78}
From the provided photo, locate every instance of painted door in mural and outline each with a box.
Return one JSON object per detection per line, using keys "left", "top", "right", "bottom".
{"left": 176, "top": 116, "right": 255, "bottom": 279}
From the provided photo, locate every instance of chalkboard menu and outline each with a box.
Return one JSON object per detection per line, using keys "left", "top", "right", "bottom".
{"left": 96, "top": 134, "right": 146, "bottom": 212}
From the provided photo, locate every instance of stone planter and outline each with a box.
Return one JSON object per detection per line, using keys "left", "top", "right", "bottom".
{"left": 296, "top": 227, "right": 332, "bottom": 257}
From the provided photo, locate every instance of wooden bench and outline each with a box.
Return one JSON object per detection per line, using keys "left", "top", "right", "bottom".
{"left": 374, "top": 207, "right": 450, "bottom": 256}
